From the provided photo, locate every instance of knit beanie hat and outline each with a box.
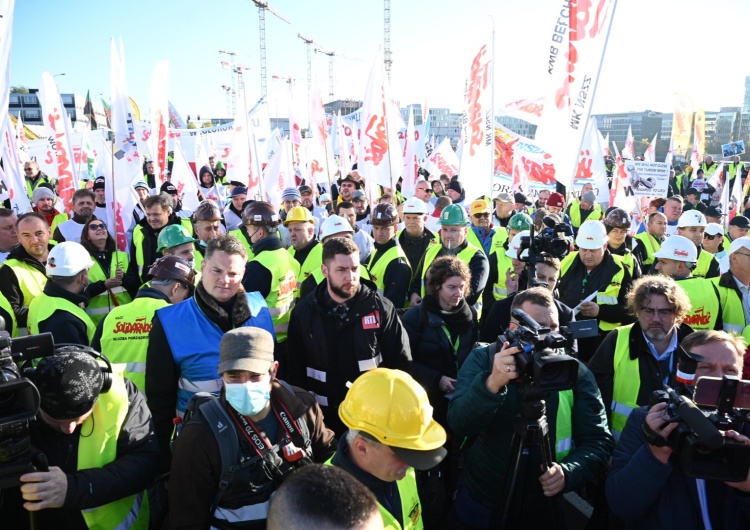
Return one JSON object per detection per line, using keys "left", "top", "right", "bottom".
{"left": 33, "top": 350, "right": 104, "bottom": 419}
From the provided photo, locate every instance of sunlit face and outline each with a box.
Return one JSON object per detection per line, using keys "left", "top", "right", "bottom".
{"left": 18, "top": 217, "right": 50, "bottom": 260}
{"left": 201, "top": 173, "right": 213, "bottom": 186}
{"left": 447, "top": 189, "right": 461, "bottom": 201}
{"left": 340, "top": 181, "right": 356, "bottom": 199}
{"left": 35, "top": 197, "right": 54, "bottom": 214}
{"left": 73, "top": 196, "right": 95, "bottom": 218}
{"left": 494, "top": 201, "right": 513, "bottom": 218}
{"left": 24, "top": 162, "right": 40, "bottom": 178}
{"left": 608, "top": 227, "right": 627, "bottom": 248}
{"left": 579, "top": 246, "right": 606, "bottom": 268}
{"left": 637, "top": 294, "right": 677, "bottom": 342}
{"left": 537, "top": 190, "right": 550, "bottom": 207}
{"left": 164, "top": 242, "right": 195, "bottom": 265}
{"left": 648, "top": 214, "right": 667, "bottom": 238}
{"left": 702, "top": 232, "right": 723, "bottom": 253}
{"left": 372, "top": 224, "right": 397, "bottom": 245}
{"left": 654, "top": 257, "right": 687, "bottom": 278}
{"left": 322, "top": 252, "right": 360, "bottom": 301}
{"left": 194, "top": 220, "right": 222, "bottom": 243}
{"left": 283, "top": 198, "right": 300, "bottom": 212}
{"left": 729, "top": 224, "right": 749, "bottom": 241}
{"left": 353, "top": 198, "right": 367, "bottom": 214}
{"left": 693, "top": 341, "right": 741, "bottom": 380}
{"left": 664, "top": 200, "right": 682, "bottom": 222}
{"left": 136, "top": 187, "right": 149, "bottom": 202}
{"left": 288, "top": 221, "right": 314, "bottom": 250}
{"left": 678, "top": 226, "right": 704, "bottom": 246}
{"left": 440, "top": 226, "right": 467, "bottom": 249}
{"left": 438, "top": 275, "right": 466, "bottom": 309}
{"left": 87, "top": 221, "right": 108, "bottom": 243}
{"left": 357, "top": 437, "right": 411, "bottom": 483}
{"left": 146, "top": 162, "right": 154, "bottom": 174}
{"left": 534, "top": 263, "right": 559, "bottom": 293}
{"left": 200, "top": 250, "right": 245, "bottom": 302}
{"left": 547, "top": 205, "right": 563, "bottom": 215}
{"left": 415, "top": 183, "right": 432, "bottom": 202}
{"left": 94, "top": 188, "right": 105, "bottom": 203}
{"left": 338, "top": 207, "right": 357, "bottom": 229}
{"left": 231, "top": 194, "right": 247, "bottom": 211}
{"left": 431, "top": 181, "right": 444, "bottom": 194}
{"left": 511, "top": 300, "right": 559, "bottom": 333}
{"left": 146, "top": 205, "right": 171, "bottom": 230}
{"left": 472, "top": 211, "right": 490, "bottom": 228}
{"left": 300, "top": 191, "right": 314, "bottom": 209}
{"left": 0, "top": 214, "right": 18, "bottom": 251}
{"left": 403, "top": 213, "right": 426, "bottom": 236}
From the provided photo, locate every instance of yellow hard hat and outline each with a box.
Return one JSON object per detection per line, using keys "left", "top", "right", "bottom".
{"left": 283, "top": 206, "right": 316, "bottom": 226}
{"left": 339, "top": 368, "right": 447, "bottom": 468}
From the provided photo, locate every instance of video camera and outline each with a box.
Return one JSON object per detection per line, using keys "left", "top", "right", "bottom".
{"left": 0, "top": 330, "right": 55, "bottom": 490}
{"left": 499, "top": 309, "right": 596, "bottom": 393}
{"left": 649, "top": 376, "right": 750, "bottom": 482}
{"left": 518, "top": 217, "right": 574, "bottom": 263}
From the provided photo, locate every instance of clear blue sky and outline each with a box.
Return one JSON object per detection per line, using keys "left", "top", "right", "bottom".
{"left": 10, "top": 0, "right": 750, "bottom": 121}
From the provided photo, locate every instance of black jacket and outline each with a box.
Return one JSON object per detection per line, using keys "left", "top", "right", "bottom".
{"left": 0, "top": 379, "right": 158, "bottom": 530}
{"left": 127, "top": 213, "right": 186, "bottom": 284}
{"left": 0, "top": 243, "right": 51, "bottom": 326}
{"left": 146, "top": 283, "right": 254, "bottom": 472}
{"left": 397, "top": 229, "right": 436, "bottom": 273}
{"left": 608, "top": 235, "right": 642, "bottom": 279}
{"left": 34, "top": 281, "right": 92, "bottom": 346}
{"left": 286, "top": 279, "right": 412, "bottom": 437}
{"left": 587, "top": 321, "right": 695, "bottom": 423}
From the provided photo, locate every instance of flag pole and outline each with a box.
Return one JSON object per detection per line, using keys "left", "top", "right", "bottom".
{"left": 489, "top": 16, "right": 496, "bottom": 200}
{"left": 110, "top": 134, "right": 123, "bottom": 270}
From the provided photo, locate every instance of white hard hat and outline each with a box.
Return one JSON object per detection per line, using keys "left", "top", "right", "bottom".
{"left": 506, "top": 230, "right": 530, "bottom": 259}
{"left": 677, "top": 210, "right": 707, "bottom": 228}
{"left": 653, "top": 235, "right": 697, "bottom": 262}
{"left": 319, "top": 214, "right": 354, "bottom": 240}
{"left": 576, "top": 220, "right": 607, "bottom": 250}
{"left": 46, "top": 241, "right": 93, "bottom": 277}
{"left": 319, "top": 193, "right": 331, "bottom": 203}
{"left": 705, "top": 223, "right": 724, "bottom": 236}
{"left": 403, "top": 197, "right": 427, "bottom": 215}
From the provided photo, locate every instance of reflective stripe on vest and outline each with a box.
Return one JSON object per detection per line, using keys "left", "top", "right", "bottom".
{"left": 289, "top": 241, "right": 322, "bottom": 297}
{"left": 158, "top": 292, "right": 274, "bottom": 414}
{"left": 79, "top": 373, "right": 149, "bottom": 529}
{"left": 27, "top": 292, "right": 96, "bottom": 344}
{"left": 100, "top": 296, "right": 170, "bottom": 392}
{"left": 252, "top": 247, "right": 300, "bottom": 342}
{"left": 325, "top": 456, "right": 423, "bottom": 530}
{"left": 677, "top": 277, "right": 719, "bottom": 331}
{"left": 634, "top": 231, "right": 660, "bottom": 265}
{"left": 693, "top": 250, "right": 715, "bottom": 278}
{"left": 713, "top": 276, "right": 747, "bottom": 334}
{"left": 367, "top": 244, "right": 411, "bottom": 299}
{"left": 556, "top": 389, "right": 575, "bottom": 460}
{"left": 228, "top": 228, "right": 258, "bottom": 261}
{"left": 3, "top": 259, "right": 47, "bottom": 308}
{"left": 213, "top": 498, "right": 272, "bottom": 525}
{"left": 420, "top": 242, "right": 481, "bottom": 298}
{"left": 493, "top": 253, "right": 512, "bottom": 301}
{"left": 611, "top": 324, "right": 640, "bottom": 442}
{"left": 86, "top": 251, "right": 132, "bottom": 326}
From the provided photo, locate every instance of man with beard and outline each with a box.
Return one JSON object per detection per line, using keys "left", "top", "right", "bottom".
{"left": 32, "top": 185, "right": 61, "bottom": 227}
{"left": 286, "top": 237, "right": 411, "bottom": 436}
{"left": 588, "top": 275, "right": 694, "bottom": 441}
{"left": 52, "top": 189, "right": 96, "bottom": 244}
{"left": 337, "top": 174, "right": 360, "bottom": 205}
{"left": 222, "top": 186, "right": 247, "bottom": 232}
{"left": 353, "top": 190, "right": 373, "bottom": 233}
{"left": 299, "top": 184, "right": 328, "bottom": 227}
{"left": 491, "top": 193, "right": 514, "bottom": 236}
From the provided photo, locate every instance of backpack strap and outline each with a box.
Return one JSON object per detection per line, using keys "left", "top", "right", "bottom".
{"left": 276, "top": 380, "right": 311, "bottom": 451}
{"left": 199, "top": 398, "right": 242, "bottom": 515}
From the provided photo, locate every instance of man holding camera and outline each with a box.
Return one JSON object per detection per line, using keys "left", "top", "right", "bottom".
{"left": 606, "top": 330, "right": 750, "bottom": 529}
{"left": 448, "top": 287, "right": 614, "bottom": 529}
{"left": 0, "top": 347, "right": 158, "bottom": 529}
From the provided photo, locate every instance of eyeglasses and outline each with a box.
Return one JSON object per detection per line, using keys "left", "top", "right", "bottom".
{"left": 704, "top": 233, "right": 721, "bottom": 240}
{"left": 473, "top": 213, "right": 490, "bottom": 218}
{"left": 24, "top": 168, "right": 34, "bottom": 172}
{"left": 640, "top": 307, "right": 674, "bottom": 318}
{"left": 89, "top": 223, "right": 107, "bottom": 231}
{"left": 734, "top": 252, "right": 750, "bottom": 258}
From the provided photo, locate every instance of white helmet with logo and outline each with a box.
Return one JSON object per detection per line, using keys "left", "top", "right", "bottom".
{"left": 46, "top": 241, "right": 94, "bottom": 277}
{"left": 506, "top": 230, "right": 530, "bottom": 259}
{"left": 403, "top": 197, "right": 427, "bottom": 215}
{"left": 653, "top": 235, "right": 697, "bottom": 263}
{"left": 678, "top": 210, "right": 707, "bottom": 228}
{"left": 575, "top": 220, "right": 607, "bottom": 250}
{"left": 319, "top": 214, "right": 354, "bottom": 241}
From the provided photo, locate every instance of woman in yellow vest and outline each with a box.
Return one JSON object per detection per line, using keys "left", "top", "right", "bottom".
{"left": 80, "top": 218, "right": 135, "bottom": 326}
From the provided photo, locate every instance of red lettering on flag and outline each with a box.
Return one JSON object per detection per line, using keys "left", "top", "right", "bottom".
{"left": 363, "top": 112, "right": 388, "bottom": 166}
{"left": 467, "top": 44, "right": 489, "bottom": 156}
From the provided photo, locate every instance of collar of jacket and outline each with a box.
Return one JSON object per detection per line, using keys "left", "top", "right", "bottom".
{"left": 43, "top": 278, "right": 89, "bottom": 306}
{"left": 627, "top": 320, "right": 694, "bottom": 362}
{"left": 8, "top": 243, "right": 52, "bottom": 273}
{"left": 195, "top": 282, "right": 251, "bottom": 327}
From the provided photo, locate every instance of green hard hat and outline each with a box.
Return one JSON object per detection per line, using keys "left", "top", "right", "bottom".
{"left": 508, "top": 213, "right": 532, "bottom": 231}
{"left": 438, "top": 204, "right": 470, "bottom": 226}
{"left": 157, "top": 224, "right": 199, "bottom": 253}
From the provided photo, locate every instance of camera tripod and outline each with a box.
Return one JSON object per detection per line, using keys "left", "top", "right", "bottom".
{"left": 494, "top": 383, "right": 567, "bottom": 530}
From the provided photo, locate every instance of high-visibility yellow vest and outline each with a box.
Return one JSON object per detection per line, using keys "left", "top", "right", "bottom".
{"left": 50, "top": 212, "right": 70, "bottom": 236}
{"left": 559, "top": 252, "right": 625, "bottom": 331}
{"left": 252, "top": 247, "right": 299, "bottom": 342}
{"left": 367, "top": 244, "right": 412, "bottom": 301}
{"left": 288, "top": 241, "right": 322, "bottom": 297}
{"left": 133, "top": 218, "right": 194, "bottom": 278}
{"left": 28, "top": 292, "right": 96, "bottom": 344}
{"left": 556, "top": 390, "right": 574, "bottom": 460}
{"left": 78, "top": 372, "right": 149, "bottom": 529}
{"left": 466, "top": 228, "right": 504, "bottom": 258}
{"left": 569, "top": 201, "right": 603, "bottom": 228}
{"left": 2, "top": 259, "right": 47, "bottom": 309}
{"left": 228, "top": 228, "right": 256, "bottom": 262}
{"left": 420, "top": 243, "right": 482, "bottom": 298}
{"left": 25, "top": 176, "right": 55, "bottom": 201}
{"left": 634, "top": 232, "right": 660, "bottom": 266}
{"left": 0, "top": 290, "right": 17, "bottom": 337}
{"left": 493, "top": 252, "right": 513, "bottom": 301}
{"left": 99, "top": 296, "right": 170, "bottom": 392}
{"left": 693, "top": 250, "right": 716, "bottom": 278}
{"left": 677, "top": 277, "right": 719, "bottom": 331}
{"left": 326, "top": 456, "right": 423, "bottom": 530}
{"left": 610, "top": 323, "right": 640, "bottom": 442}
{"left": 86, "top": 251, "right": 133, "bottom": 326}
{"left": 712, "top": 276, "right": 747, "bottom": 334}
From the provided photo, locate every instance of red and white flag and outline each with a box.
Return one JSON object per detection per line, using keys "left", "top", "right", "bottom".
{"left": 39, "top": 72, "right": 77, "bottom": 212}
{"left": 149, "top": 60, "right": 169, "bottom": 187}
{"left": 400, "top": 107, "right": 419, "bottom": 199}
{"left": 502, "top": 97, "right": 545, "bottom": 126}
{"left": 108, "top": 38, "right": 142, "bottom": 250}
{"left": 225, "top": 89, "right": 259, "bottom": 197}
{"left": 574, "top": 118, "right": 608, "bottom": 203}
{"left": 622, "top": 125, "right": 634, "bottom": 159}
{"left": 459, "top": 26, "right": 494, "bottom": 201}
{"left": 535, "top": 0, "right": 618, "bottom": 189}
{"left": 0, "top": 115, "right": 32, "bottom": 213}
{"left": 195, "top": 134, "right": 210, "bottom": 176}
{"left": 172, "top": 140, "right": 200, "bottom": 213}
{"left": 0, "top": 0, "right": 14, "bottom": 124}
{"left": 664, "top": 137, "right": 674, "bottom": 167}
{"left": 336, "top": 111, "right": 351, "bottom": 178}
{"left": 644, "top": 133, "right": 657, "bottom": 162}
{"left": 263, "top": 138, "right": 294, "bottom": 207}
{"left": 425, "top": 138, "right": 460, "bottom": 179}
{"left": 602, "top": 131, "right": 611, "bottom": 158}
{"left": 723, "top": 165, "right": 743, "bottom": 229}
{"left": 360, "top": 49, "right": 403, "bottom": 190}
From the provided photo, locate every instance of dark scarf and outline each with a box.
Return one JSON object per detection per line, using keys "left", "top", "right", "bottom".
{"left": 195, "top": 282, "right": 252, "bottom": 332}
{"left": 422, "top": 294, "right": 474, "bottom": 335}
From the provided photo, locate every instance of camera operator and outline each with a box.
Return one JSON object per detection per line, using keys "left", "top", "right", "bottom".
{"left": 448, "top": 287, "right": 614, "bottom": 529}
{"left": 0, "top": 347, "right": 158, "bottom": 529}
{"left": 606, "top": 330, "right": 750, "bottom": 529}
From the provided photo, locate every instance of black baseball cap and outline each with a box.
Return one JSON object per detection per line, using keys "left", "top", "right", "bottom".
{"left": 729, "top": 216, "right": 750, "bottom": 229}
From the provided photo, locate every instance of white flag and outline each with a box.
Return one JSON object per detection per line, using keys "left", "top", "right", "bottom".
{"left": 360, "top": 50, "right": 403, "bottom": 190}
{"left": 622, "top": 125, "right": 634, "bottom": 159}
{"left": 0, "top": 115, "right": 32, "bottom": 213}
{"left": 664, "top": 137, "right": 674, "bottom": 167}
{"left": 459, "top": 26, "right": 494, "bottom": 202}
{"left": 263, "top": 139, "right": 294, "bottom": 208}
{"left": 100, "top": 141, "right": 140, "bottom": 251}
{"left": 644, "top": 133, "right": 658, "bottom": 162}
{"left": 425, "top": 138, "right": 460, "bottom": 180}
{"left": 172, "top": 141, "right": 201, "bottom": 213}
{"left": 225, "top": 89, "right": 259, "bottom": 197}
{"left": 336, "top": 111, "right": 350, "bottom": 178}
{"left": 195, "top": 134, "right": 210, "bottom": 175}
{"left": 0, "top": 0, "right": 14, "bottom": 123}
{"left": 573, "top": 118, "right": 608, "bottom": 203}
{"left": 14, "top": 114, "right": 29, "bottom": 163}
{"left": 149, "top": 60, "right": 169, "bottom": 187}
{"left": 400, "top": 107, "right": 419, "bottom": 199}
{"left": 39, "top": 72, "right": 77, "bottom": 212}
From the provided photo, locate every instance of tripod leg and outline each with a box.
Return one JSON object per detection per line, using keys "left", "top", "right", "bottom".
{"left": 496, "top": 430, "right": 524, "bottom": 529}
{"left": 540, "top": 433, "right": 567, "bottom": 530}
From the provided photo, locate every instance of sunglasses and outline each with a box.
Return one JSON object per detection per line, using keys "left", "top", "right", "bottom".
{"left": 704, "top": 233, "right": 721, "bottom": 240}
{"left": 473, "top": 213, "right": 490, "bottom": 218}
{"left": 89, "top": 223, "right": 107, "bottom": 231}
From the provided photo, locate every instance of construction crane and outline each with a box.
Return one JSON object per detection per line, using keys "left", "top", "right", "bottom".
{"left": 220, "top": 85, "right": 235, "bottom": 117}
{"left": 314, "top": 48, "right": 362, "bottom": 102}
{"left": 384, "top": 0, "right": 392, "bottom": 82}
{"left": 251, "top": 0, "right": 291, "bottom": 99}
{"left": 220, "top": 60, "right": 252, "bottom": 115}
{"left": 219, "top": 50, "right": 242, "bottom": 115}
{"left": 297, "top": 33, "right": 326, "bottom": 105}
{"left": 271, "top": 74, "right": 296, "bottom": 94}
